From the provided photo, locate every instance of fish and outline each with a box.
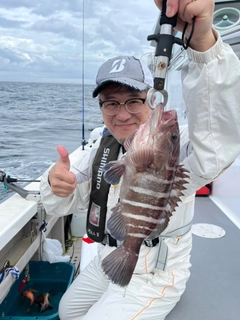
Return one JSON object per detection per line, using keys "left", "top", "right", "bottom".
{"left": 22, "top": 289, "right": 38, "bottom": 305}
{"left": 34, "top": 292, "right": 53, "bottom": 312}
{"left": 101, "top": 102, "right": 189, "bottom": 287}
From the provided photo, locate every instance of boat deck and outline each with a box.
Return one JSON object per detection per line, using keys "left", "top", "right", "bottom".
{"left": 166, "top": 196, "right": 240, "bottom": 320}
{"left": 65, "top": 196, "right": 240, "bottom": 319}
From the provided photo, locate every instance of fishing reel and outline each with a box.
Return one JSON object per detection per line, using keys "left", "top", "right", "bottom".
{"left": 0, "top": 170, "right": 41, "bottom": 202}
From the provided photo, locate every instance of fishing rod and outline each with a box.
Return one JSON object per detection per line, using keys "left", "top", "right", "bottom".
{"left": 81, "top": 0, "right": 85, "bottom": 150}
{"left": 0, "top": 170, "right": 41, "bottom": 202}
{"left": 147, "top": 0, "right": 195, "bottom": 108}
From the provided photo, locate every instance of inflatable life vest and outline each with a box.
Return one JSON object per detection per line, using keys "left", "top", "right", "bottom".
{"left": 86, "top": 130, "right": 121, "bottom": 242}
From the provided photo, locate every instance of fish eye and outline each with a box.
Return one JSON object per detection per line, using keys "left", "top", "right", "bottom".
{"left": 171, "top": 133, "right": 178, "bottom": 140}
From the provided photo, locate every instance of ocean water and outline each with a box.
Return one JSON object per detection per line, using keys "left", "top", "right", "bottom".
{"left": 0, "top": 82, "right": 103, "bottom": 203}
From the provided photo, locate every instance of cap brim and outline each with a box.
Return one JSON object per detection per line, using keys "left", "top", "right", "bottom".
{"left": 92, "top": 78, "right": 149, "bottom": 98}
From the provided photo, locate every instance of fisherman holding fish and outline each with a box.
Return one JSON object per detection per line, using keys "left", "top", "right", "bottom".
{"left": 40, "top": 0, "right": 240, "bottom": 319}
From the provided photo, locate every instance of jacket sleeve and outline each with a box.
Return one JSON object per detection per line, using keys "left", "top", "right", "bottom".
{"left": 180, "top": 29, "right": 240, "bottom": 191}
{"left": 40, "top": 145, "right": 98, "bottom": 217}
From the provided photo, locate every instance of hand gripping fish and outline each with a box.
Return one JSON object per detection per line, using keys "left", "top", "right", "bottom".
{"left": 101, "top": 102, "right": 189, "bottom": 287}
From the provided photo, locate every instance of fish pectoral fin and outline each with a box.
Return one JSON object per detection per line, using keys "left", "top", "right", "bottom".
{"left": 129, "top": 147, "right": 154, "bottom": 170}
{"left": 107, "top": 203, "right": 126, "bottom": 241}
{"left": 103, "top": 160, "right": 126, "bottom": 185}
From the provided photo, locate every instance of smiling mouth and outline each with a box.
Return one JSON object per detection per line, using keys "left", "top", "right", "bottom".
{"left": 115, "top": 122, "right": 136, "bottom": 127}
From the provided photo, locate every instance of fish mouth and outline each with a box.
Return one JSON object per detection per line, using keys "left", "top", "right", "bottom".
{"left": 157, "top": 109, "right": 177, "bottom": 134}
{"left": 153, "top": 105, "right": 177, "bottom": 130}
{"left": 161, "top": 109, "right": 177, "bottom": 125}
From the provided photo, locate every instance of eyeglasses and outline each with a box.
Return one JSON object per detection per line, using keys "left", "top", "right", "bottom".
{"left": 99, "top": 98, "right": 146, "bottom": 115}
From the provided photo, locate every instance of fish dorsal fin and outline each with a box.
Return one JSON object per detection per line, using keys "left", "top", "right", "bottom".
{"left": 172, "top": 164, "right": 189, "bottom": 195}
{"left": 103, "top": 160, "right": 126, "bottom": 185}
{"left": 167, "top": 164, "right": 189, "bottom": 213}
{"left": 128, "top": 146, "right": 154, "bottom": 170}
{"left": 124, "top": 129, "right": 137, "bottom": 151}
{"left": 107, "top": 203, "right": 127, "bottom": 241}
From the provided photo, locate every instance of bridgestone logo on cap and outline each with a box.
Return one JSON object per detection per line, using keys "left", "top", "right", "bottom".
{"left": 109, "top": 59, "right": 126, "bottom": 74}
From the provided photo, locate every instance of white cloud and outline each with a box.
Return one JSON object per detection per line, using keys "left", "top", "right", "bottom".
{"left": 0, "top": 0, "right": 160, "bottom": 84}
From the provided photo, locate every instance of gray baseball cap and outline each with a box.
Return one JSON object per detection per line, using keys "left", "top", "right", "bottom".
{"left": 92, "top": 56, "right": 153, "bottom": 98}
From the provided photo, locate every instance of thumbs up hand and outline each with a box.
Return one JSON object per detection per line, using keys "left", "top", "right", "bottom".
{"left": 48, "top": 145, "right": 77, "bottom": 197}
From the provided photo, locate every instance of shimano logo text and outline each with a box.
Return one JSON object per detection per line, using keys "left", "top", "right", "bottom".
{"left": 96, "top": 148, "right": 110, "bottom": 189}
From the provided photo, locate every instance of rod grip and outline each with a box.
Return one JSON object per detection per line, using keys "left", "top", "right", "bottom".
{"left": 160, "top": 0, "right": 177, "bottom": 27}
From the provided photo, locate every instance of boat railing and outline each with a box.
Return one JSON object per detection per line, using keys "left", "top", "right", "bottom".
{"left": 0, "top": 145, "right": 89, "bottom": 303}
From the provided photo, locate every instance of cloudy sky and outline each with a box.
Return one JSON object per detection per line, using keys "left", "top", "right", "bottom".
{"left": 0, "top": 0, "right": 160, "bottom": 84}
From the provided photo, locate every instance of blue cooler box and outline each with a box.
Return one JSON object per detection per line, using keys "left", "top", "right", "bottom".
{"left": 0, "top": 261, "right": 75, "bottom": 320}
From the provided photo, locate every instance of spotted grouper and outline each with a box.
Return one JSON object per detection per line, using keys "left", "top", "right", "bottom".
{"left": 101, "top": 102, "right": 189, "bottom": 287}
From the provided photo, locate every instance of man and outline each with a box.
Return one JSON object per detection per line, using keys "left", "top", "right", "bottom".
{"left": 40, "top": 0, "right": 240, "bottom": 319}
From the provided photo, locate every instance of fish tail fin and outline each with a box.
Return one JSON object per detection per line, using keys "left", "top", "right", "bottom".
{"left": 101, "top": 247, "right": 138, "bottom": 287}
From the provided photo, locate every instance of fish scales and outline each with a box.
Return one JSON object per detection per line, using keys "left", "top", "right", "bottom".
{"left": 101, "top": 103, "right": 189, "bottom": 287}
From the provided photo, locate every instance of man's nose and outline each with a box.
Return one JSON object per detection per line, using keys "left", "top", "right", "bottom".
{"left": 115, "top": 104, "right": 131, "bottom": 120}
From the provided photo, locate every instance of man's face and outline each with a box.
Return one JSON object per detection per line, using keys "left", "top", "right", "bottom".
{"left": 99, "top": 84, "right": 151, "bottom": 143}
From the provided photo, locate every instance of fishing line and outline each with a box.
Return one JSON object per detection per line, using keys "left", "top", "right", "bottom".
{"left": 182, "top": 16, "right": 196, "bottom": 49}
{"left": 65, "top": 217, "right": 81, "bottom": 277}
{"left": 72, "top": 165, "right": 88, "bottom": 177}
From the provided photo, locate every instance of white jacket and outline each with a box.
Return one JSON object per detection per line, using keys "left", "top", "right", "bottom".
{"left": 40, "top": 31, "right": 240, "bottom": 319}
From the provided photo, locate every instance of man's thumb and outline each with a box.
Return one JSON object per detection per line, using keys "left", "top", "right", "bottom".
{"left": 57, "top": 145, "right": 70, "bottom": 170}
